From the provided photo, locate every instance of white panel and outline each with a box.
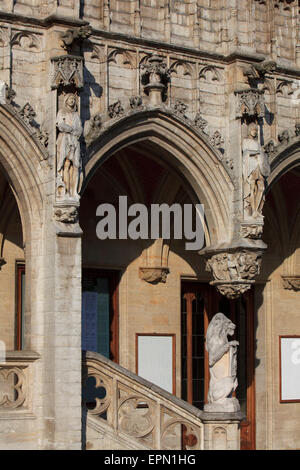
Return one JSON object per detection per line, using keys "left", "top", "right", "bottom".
{"left": 138, "top": 335, "right": 173, "bottom": 393}
{"left": 281, "top": 337, "right": 300, "bottom": 401}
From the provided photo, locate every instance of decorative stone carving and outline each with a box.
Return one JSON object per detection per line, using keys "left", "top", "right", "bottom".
{"left": 51, "top": 55, "right": 84, "bottom": 90}
{"left": 0, "top": 367, "right": 26, "bottom": 409}
{"left": 118, "top": 396, "right": 154, "bottom": 438}
{"left": 141, "top": 54, "right": 170, "bottom": 105}
{"left": 282, "top": 275, "right": 300, "bottom": 291}
{"left": 209, "top": 130, "right": 224, "bottom": 149}
{"left": 242, "top": 122, "right": 270, "bottom": 220}
{"left": 235, "top": 88, "right": 265, "bottom": 119}
{"left": 4, "top": 84, "right": 16, "bottom": 105}
{"left": 56, "top": 93, "right": 82, "bottom": 199}
{"left": 173, "top": 100, "right": 188, "bottom": 118}
{"left": 206, "top": 250, "right": 262, "bottom": 299}
{"left": 295, "top": 123, "right": 300, "bottom": 137}
{"left": 19, "top": 102, "right": 36, "bottom": 126}
{"left": 11, "top": 31, "right": 41, "bottom": 51}
{"left": 54, "top": 206, "right": 78, "bottom": 224}
{"left": 204, "top": 313, "right": 240, "bottom": 413}
{"left": 240, "top": 223, "right": 263, "bottom": 239}
{"left": 129, "top": 95, "right": 143, "bottom": 110}
{"left": 60, "top": 25, "right": 92, "bottom": 51}
{"left": 264, "top": 139, "right": 277, "bottom": 159}
{"left": 278, "top": 129, "right": 290, "bottom": 145}
{"left": 139, "top": 238, "right": 170, "bottom": 284}
{"left": 194, "top": 113, "right": 209, "bottom": 134}
{"left": 108, "top": 100, "right": 124, "bottom": 118}
{"left": 84, "top": 113, "right": 102, "bottom": 147}
{"left": 243, "top": 60, "right": 277, "bottom": 80}
{"left": 139, "top": 267, "right": 169, "bottom": 284}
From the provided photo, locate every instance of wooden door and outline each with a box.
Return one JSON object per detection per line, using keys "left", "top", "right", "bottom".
{"left": 181, "top": 282, "right": 256, "bottom": 450}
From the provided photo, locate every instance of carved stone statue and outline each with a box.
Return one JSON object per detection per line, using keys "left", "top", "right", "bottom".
{"left": 242, "top": 122, "right": 270, "bottom": 219}
{"left": 56, "top": 93, "right": 82, "bottom": 199}
{"left": 204, "top": 313, "right": 240, "bottom": 412}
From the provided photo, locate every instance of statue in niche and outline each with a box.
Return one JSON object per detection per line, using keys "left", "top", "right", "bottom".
{"left": 204, "top": 313, "right": 240, "bottom": 412}
{"left": 56, "top": 93, "right": 82, "bottom": 199}
{"left": 242, "top": 122, "right": 270, "bottom": 219}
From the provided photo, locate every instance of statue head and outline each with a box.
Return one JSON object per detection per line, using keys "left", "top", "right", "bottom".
{"left": 248, "top": 122, "right": 258, "bottom": 139}
{"left": 63, "top": 93, "right": 78, "bottom": 112}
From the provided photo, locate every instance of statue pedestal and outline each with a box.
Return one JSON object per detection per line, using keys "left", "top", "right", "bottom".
{"left": 202, "top": 411, "right": 244, "bottom": 450}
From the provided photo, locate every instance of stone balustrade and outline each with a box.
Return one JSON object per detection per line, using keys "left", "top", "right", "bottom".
{"left": 0, "top": 351, "right": 40, "bottom": 415}
{"left": 83, "top": 351, "right": 242, "bottom": 450}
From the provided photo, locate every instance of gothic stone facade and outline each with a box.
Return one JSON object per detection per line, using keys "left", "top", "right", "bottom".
{"left": 0, "top": 0, "right": 300, "bottom": 450}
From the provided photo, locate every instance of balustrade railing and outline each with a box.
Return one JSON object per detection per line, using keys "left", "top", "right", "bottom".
{"left": 83, "top": 351, "right": 204, "bottom": 450}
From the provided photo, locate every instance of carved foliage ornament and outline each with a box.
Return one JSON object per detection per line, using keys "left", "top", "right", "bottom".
{"left": 235, "top": 88, "right": 265, "bottom": 119}
{"left": 206, "top": 250, "right": 262, "bottom": 299}
{"left": 51, "top": 56, "right": 84, "bottom": 90}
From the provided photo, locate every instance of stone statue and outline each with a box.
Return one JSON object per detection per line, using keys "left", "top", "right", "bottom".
{"left": 56, "top": 93, "right": 82, "bottom": 199}
{"left": 204, "top": 313, "right": 240, "bottom": 412}
{"left": 242, "top": 122, "right": 270, "bottom": 219}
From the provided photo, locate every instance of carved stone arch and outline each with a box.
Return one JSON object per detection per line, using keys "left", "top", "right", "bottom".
{"left": 199, "top": 65, "right": 223, "bottom": 83}
{"left": 107, "top": 48, "right": 136, "bottom": 68}
{"left": 83, "top": 109, "right": 234, "bottom": 245}
{"left": 268, "top": 140, "right": 300, "bottom": 189}
{"left": 11, "top": 31, "right": 41, "bottom": 51}
{"left": 169, "top": 60, "right": 194, "bottom": 77}
{"left": 0, "top": 104, "right": 45, "bottom": 243}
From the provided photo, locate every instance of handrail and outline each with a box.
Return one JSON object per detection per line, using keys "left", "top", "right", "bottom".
{"left": 82, "top": 350, "right": 204, "bottom": 450}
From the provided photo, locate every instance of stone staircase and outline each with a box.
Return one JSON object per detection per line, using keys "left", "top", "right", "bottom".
{"left": 82, "top": 351, "right": 242, "bottom": 450}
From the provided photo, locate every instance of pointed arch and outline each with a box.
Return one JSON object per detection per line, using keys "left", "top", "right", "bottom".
{"left": 0, "top": 104, "right": 45, "bottom": 241}
{"left": 83, "top": 109, "right": 234, "bottom": 245}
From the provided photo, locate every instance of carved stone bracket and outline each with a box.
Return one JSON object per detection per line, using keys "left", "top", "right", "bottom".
{"left": 139, "top": 267, "right": 169, "bottom": 284}
{"left": 235, "top": 88, "right": 265, "bottom": 120}
{"left": 60, "top": 24, "right": 92, "bottom": 51}
{"left": 240, "top": 223, "right": 264, "bottom": 240}
{"left": 205, "top": 249, "right": 262, "bottom": 299}
{"left": 282, "top": 275, "right": 300, "bottom": 291}
{"left": 139, "top": 238, "right": 170, "bottom": 284}
{"left": 51, "top": 55, "right": 84, "bottom": 90}
{"left": 53, "top": 202, "right": 82, "bottom": 237}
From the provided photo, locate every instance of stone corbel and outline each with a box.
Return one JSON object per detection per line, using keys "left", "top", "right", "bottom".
{"left": 60, "top": 24, "right": 92, "bottom": 52}
{"left": 282, "top": 275, "right": 300, "bottom": 291}
{"left": 204, "top": 247, "right": 263, "bottom": 299}
{"left": 139, "top": 266, "right": 169, "bottom": 284}
{"left": 53, "top": 202, "right": 82, "bottom": 237}
{"left": 139, "top": 238, "right": 170, "bottom": 284}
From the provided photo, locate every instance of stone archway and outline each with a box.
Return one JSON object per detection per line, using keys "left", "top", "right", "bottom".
{"left": 83, "top": 108, "right": 234, "bottom": 246}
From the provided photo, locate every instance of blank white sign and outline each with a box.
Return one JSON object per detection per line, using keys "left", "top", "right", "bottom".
{"left": 137, "top": 335, "right": 174, "bottom": 394}
{"left": 280, "top": 337, "right": 300, "bottom": 401}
